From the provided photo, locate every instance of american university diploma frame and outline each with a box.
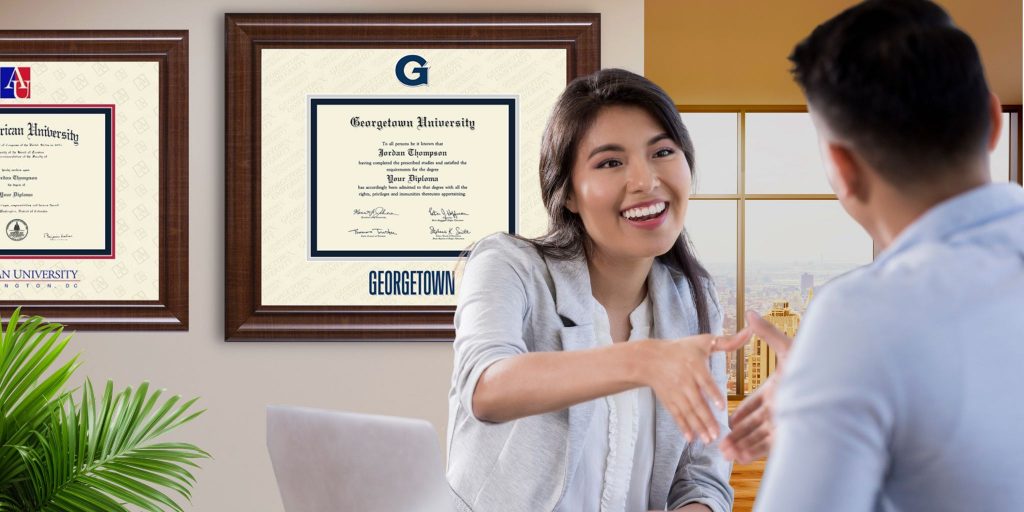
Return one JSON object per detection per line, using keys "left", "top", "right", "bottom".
{"left": 0, "top": 32, "right": 188, "bottom": 330}
{"left": 225, "top": 14, "right": 599, "bottom": 341}
{"left": 0, "top": 106, "right": 114, "bottom": 257}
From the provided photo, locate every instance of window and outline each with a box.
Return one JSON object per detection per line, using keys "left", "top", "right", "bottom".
{"left": 682, "top": 107, "right": 1021, "bottom": 398}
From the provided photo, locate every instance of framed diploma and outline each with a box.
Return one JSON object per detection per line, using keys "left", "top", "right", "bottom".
{"left": 0, "top": 32, "right": 188, "bottom": 330}
{"left": 225, "top": 14, "right": 599, "bottom": 341}
{"left": 309, "top": 96, "right": 517, "bottom": 258}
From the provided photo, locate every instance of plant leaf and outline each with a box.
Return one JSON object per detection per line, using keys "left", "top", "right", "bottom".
{"left": 0, "top": 310, "right": 77, "bottom": 493}
{"left": 24, "top": 379, "right": 208, "bottom": 512}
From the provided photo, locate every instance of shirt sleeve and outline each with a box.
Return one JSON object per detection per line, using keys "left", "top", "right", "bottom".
{"left": 668, "top": 282, "right": 734, "bottom": 512}
{"left": 753, "top": 286, "right": 899, "bottom": 512}
{"left": 451, "top": 236, "right": 531, "bottom": 422}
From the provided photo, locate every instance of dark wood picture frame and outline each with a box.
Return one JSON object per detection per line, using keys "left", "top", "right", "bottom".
{"left": 225, "top": 13, "right": 599, "bottom": 341}
{"left": 0, "top": 31, "right": 188, "bottom": 331}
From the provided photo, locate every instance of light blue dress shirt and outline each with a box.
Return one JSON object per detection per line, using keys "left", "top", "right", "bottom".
{"left": 755, "top": 183, "right": 1024, "bottom": 512}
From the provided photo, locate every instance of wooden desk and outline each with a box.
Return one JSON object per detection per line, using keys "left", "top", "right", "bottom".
{"left": 728, "top": 400, "right": 765, "bottom": 512}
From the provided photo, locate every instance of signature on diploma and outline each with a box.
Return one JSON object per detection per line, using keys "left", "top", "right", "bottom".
{"left": 348, "top": 227, "right": 398, "bottom": 238}
{"left": 428, "top": 207, "right": 469, "bottom": 222}
{"left": 43, "top": 232, "right": 73, "bottom": 241}
{"left": 429, "top": 226, "right": 471, "bottom": 239}
{"left": 353, "top": 207, "right": 397, "bottom": 219}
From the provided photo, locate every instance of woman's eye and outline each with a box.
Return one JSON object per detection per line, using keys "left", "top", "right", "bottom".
{"left": 596, "top": 159, "right": 623, "bottom": 169}
{"left": 653, "top": 148, "right": 675, "bottom": 158}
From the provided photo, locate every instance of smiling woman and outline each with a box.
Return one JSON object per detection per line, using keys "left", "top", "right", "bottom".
{"left": 566, "top": 104, "right": 692, "bottom": 264}
{"left": 446, "top": 69, "right": 752, "bottom": 512}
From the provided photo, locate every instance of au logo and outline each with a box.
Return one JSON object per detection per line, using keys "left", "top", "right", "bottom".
{"left": 0, "top": 67, "right": 30, "bottom": 99}
{"left": 395, "top": 55, "right": 428, "bottom": 87}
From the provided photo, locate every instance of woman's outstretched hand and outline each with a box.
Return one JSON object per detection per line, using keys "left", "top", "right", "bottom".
{"left": 635, "top": 327, "right": 752, "bottom": 444}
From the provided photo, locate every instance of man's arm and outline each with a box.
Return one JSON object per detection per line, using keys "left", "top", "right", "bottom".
{"left": 753, "top": 290, "right": 898, "bottom": 512}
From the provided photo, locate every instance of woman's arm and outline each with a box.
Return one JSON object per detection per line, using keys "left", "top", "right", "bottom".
{"left": 471, "top": 340, "right": 645, "bottom": 423}
{"left": 452, "top": 237, "right": 749, "bottom": 444}
{"left": 474, "top": 331, "right": 750, "bottom": 444}
{"left": 674, "top": 504, "right": 713, "bottom": 512}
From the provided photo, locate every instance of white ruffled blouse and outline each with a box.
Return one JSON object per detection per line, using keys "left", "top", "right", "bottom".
{"left": 556, "top": 296, "right": 656, "bottom": 512}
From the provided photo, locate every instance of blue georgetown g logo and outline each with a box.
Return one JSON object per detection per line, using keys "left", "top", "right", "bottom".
{"left": 395, "top": 55, "right": 428, "bottom": 87}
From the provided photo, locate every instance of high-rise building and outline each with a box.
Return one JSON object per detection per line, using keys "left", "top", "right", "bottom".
{"left": 745, "top": 300, "right": 801, "bottom": 393}
{"left": 726, "top": 352, "right": 737, "bottom": 395}
{"left": 800, "top": 273, "right": 814, "bottom": 301}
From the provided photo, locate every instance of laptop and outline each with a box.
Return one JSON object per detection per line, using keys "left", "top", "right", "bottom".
{"left": 267, "top": 406, "right": 455, "bottom": 512}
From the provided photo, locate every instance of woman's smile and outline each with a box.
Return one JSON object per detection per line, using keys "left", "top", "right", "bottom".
{"left": 620, "top": 200, "right": 670, "bottom": 229}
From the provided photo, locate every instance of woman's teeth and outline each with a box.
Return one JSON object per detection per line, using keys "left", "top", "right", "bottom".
{"left": 621, "top": 201, "right": 666, "bottom": 220}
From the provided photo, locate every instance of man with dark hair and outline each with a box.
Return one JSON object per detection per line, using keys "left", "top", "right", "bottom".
{"left": 720, "top": 0, "right": 1024, "bottom": 510}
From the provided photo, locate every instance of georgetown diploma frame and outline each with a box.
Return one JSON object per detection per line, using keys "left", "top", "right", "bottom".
{"left": 0, "top": 31, "right": 188, "bottom": 331}
{"left": 225, "top": 14, "right": 599, "bottom": 341}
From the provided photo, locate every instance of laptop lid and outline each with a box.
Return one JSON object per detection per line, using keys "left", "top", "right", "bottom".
{"left": 267, "top": 405, "right": 454, "bottom": 512}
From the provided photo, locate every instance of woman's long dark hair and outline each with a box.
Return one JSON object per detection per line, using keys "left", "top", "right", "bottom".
{"left": 520, "top": 68, "right": 712, "bottom": 333}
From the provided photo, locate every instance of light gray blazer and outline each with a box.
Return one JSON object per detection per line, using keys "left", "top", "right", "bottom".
{"left": 446, "top": 233, "right": 733, "bottom": 512}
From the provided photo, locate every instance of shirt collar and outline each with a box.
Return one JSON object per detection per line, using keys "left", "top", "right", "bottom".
{"left": 627, "top": 295, "right": 652, "bottom": 330}
{"left": 544, "top": 249, "right": 691, "bottom": 337}
{"left": 875, "top": 183, "right": 1024, "bottom": 266}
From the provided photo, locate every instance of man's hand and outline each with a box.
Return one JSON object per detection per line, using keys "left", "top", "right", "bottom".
{"left": 720, "top": 310, "right": 793, "bottom": 463}
{"left": 721, "top": 374, "right": 777, "bottom": 463}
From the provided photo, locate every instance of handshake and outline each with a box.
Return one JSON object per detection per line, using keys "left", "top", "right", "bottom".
{"left": 642, "top": 310, "right": 793, "bottom": 462}
{"left": 719, "top": 311, "right": 794, "bottom": 464}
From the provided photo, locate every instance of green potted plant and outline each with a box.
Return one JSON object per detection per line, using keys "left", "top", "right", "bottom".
{"left": 0, "top": 308, "right": 209, "bottom": 511}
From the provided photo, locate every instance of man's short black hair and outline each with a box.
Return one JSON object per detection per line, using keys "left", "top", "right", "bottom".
{"left": 790, "top": 0, "right": 992, "bottom": 185}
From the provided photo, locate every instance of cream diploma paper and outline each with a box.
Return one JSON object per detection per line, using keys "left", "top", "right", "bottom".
{"left": 310, "top": 98, "right": 514, "bottom": 257}
{"left": 0, "top": 61, "right": 159, "bottom": 301}
{"left": 0, "top": 109, "right": 109, "bottom": 254}
{"left": 261, "top": 49, "right": 567, "bottom": 306}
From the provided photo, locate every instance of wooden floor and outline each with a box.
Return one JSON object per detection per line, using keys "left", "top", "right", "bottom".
{"left": 728, "top": 400, "right": 765, "bottom": 512}
{"left": 730, "top": 458, "right": 765, "bottom": 512}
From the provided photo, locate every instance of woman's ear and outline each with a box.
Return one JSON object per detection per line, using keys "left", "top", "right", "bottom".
{"left": 565, "top": 190, "right": 579, "bottom": 214}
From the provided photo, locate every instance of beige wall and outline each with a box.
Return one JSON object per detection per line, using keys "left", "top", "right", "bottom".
{"left": 646, "top": 0, "right": 1022, "bottom": 105}
{"left": 0, "top": 1, "right": 642, "bottom": 511}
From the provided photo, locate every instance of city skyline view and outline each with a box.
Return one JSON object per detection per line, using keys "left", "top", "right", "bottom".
{"left": 703, "top": 259, "right": 870, "bottom": 394}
